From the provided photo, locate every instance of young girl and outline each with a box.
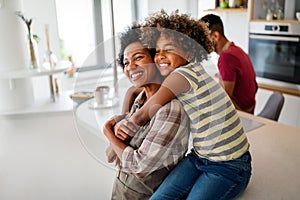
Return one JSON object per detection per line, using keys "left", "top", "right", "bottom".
{"left": 116, "top": 10, "right": 252, "bottom": 200}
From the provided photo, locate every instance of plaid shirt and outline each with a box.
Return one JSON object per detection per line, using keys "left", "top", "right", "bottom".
{"left": 121, "top": 90, "right": 189, "bottom": 179}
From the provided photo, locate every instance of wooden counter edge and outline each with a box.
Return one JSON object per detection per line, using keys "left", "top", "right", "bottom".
{"left": 258, "top": 83, "right": 300, "bottom": 97}
{"left": 206, "top": 8, "right": 248, "bottom": 13}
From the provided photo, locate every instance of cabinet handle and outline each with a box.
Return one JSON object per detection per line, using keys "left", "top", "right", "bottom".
{"left": 249, "top": 34, "right": 299, "bottom": 42}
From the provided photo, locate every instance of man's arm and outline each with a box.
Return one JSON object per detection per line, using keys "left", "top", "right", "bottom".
{"left": 218, "top": 53, "right": 240, "bottom": 108}
{"left": 219, "top": 79, "right": 235, "bottom": 97}
{"left": 219, "top": 79, "right": 242, "bottom": 110}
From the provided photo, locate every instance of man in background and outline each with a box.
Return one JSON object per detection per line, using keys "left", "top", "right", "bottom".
{"left": 201, "top": 14, "right": 257, "bottom": 114}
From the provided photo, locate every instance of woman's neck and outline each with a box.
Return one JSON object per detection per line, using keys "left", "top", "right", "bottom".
{"left": 144, "top": 83, "right": 161, "bottom": 99}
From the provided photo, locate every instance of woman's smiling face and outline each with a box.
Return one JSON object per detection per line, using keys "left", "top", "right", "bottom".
{"left": 123, "top": 42, "right": 159, "bottom": 87}
{"left": 154, "top": 35, "right": 189, "bottom": 76}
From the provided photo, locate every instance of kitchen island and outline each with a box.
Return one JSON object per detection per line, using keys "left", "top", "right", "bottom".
{"left": 237, "top": 111, "right": 300, "bottom": 199}
{"left": 75, "top": 98, "right": 300, "bottom": 200}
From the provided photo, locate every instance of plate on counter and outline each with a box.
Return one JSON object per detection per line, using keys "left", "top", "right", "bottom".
{"left": 70, "top": 91, "right": 94, "bottom": 104}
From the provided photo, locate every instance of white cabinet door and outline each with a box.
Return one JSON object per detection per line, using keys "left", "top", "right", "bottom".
{"left": 279, "top": 94, "right": 300, "bottom": 128}
{"left": 255, "top": 88, "right": 300, "bottom": 128}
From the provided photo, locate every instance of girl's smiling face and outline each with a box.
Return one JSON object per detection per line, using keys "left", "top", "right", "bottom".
{"left": 123, "top": 41, "right": 160, "bottom": 88}
{"left": 154, "top": 35, "right": 189, "bottom": 76}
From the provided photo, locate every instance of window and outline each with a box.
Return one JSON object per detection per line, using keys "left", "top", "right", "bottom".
{"left": 55, "top": 0, "right": 201, "bottom": 71}
{"left": 55, "top": 0, "right": 136, "bottom": 69}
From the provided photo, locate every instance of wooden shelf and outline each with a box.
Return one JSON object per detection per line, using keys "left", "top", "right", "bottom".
{"left": 206, "top": 8, "right": 248, "bottom": 13}
{"left": 0, "top": 60, "right": 71, "bottom": 80}
{"left": 250, "top": 19, "right": 300, "bottom": 24}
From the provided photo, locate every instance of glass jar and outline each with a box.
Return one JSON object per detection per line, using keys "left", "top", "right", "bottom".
{"left": 276, "top": 7, "right": 284, "bottom": 20}
{"left": 43, "top": 50, "right": 58, "bottom": 70}
{"left": 266, "top": 9, "right": 273, "bottom": 20}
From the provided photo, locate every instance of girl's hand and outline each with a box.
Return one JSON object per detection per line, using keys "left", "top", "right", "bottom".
{"left": 105, "top": 145, "right": 120, "bottom": 166}
{"left": 106, "top": 145, "right": 116, "bottom": 163}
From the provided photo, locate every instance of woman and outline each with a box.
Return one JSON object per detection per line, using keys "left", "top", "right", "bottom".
{"left": 103, "top": 25, "right": 189, "bottom": 200}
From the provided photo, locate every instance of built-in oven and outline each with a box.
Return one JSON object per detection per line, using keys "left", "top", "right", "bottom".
{"left": 249, "top": 22, "right": 300, "bottom": 84}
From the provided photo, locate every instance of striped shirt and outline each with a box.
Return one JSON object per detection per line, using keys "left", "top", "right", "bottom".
{"left": 174, "top": 62, "right": 249, "bottom": 161}
{"left": 121, "top": 90, "right": 189, "bottom": 178}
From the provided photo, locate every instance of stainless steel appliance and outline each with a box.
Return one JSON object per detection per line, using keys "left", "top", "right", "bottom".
{"left": 249, "top": 22, "right": 300, "bottom": 84}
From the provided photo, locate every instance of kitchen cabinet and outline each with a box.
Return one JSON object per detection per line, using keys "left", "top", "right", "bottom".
{"left": 249, "top": 0, "right": 300, "bottom": 22}
{"left": 280, "top": 93, "right": 300, "bottom": 128}
{"left": 255, "top": 88, "right": 300, "bottom": 128}
{"left": 0, "top": 112, "right": 115, "bottom": 199}
{"left": 248, "top": 0, "right": 300, "bottom": 115}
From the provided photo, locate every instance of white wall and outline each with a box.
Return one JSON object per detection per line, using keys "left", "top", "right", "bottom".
{"left": 20, "top": 0, "right": 61, "bottom": 100}
{"left": 147, "top": 0, "right": 198, "bottom": 16}
{"left": 217, "top": 12, "right": 249, "bottom": 53}
{"left": 198, "top": 11, "right": 249, "bottom": 53}
{"left": 137, "top": 0, "right": 198, "bottom": 20}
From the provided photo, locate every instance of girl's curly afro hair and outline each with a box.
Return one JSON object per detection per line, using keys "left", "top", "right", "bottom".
{"left": 140, "top": 10, "right": 214, "bottom": 63}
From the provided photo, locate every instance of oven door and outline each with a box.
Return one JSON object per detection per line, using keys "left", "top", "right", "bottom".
{"left": 249, "top": 34, "right": 300, "bottom": 84}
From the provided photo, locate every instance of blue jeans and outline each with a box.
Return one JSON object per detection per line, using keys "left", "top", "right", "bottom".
{"left": 150, "top": 150, "right": 252, "bottom": 200}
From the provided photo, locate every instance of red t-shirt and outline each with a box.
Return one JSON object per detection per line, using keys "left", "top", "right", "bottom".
{"left": 218, "top": 42, "right": 257, "bottom": 113}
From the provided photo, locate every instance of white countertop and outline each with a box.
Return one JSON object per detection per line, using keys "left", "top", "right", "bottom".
{"left": 237, "top": 111, "right": 300, "bottom": 199}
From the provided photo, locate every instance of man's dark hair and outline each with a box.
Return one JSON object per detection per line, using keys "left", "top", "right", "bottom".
{"left": 201, "top": 14, "right": 225, "bottom": 36}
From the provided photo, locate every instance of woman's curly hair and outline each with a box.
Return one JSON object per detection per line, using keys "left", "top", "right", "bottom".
{"left": 117, "top": 22, "right": 156, "bottom": 70}
{"left": 140, "top": 10, "right": 214, "bottom": 63}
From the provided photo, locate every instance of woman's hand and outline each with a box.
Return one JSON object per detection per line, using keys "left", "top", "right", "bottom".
{"left": 114, "top": 118, "right": 140, "bottom": 141}
{"left": 103, "top": 114, "right": 126, "bottom": 140}
{"left": 103, "top": 114, "right": 133, "bottom": 141}
{"left": 103, "top": 114, "right": 131, "bottom": 162}
{"left": 103, "top": 114, "right": 126, "bottom": 133}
